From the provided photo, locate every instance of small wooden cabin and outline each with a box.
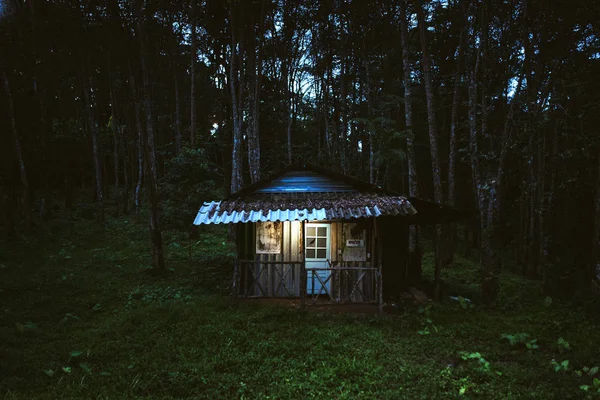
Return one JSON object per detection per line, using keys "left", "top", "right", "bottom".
{"left": 193, "top": 163, "right": 459, "bottom": 312}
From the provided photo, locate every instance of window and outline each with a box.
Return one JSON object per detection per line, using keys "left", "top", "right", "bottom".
{"left": 306, "top": 225, "right": 328, "bottom": 259}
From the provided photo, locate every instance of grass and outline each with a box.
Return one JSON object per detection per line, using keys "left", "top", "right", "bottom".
{"left": 1, "top": 212, "right": 599, "bottom": 399}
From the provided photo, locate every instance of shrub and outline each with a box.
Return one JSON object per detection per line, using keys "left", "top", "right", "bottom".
{"left": 159, "top": 148, "right": 222, "bottom": 229}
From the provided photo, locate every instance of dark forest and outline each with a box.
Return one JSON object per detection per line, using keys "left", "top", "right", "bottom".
{"left": 1, "top": 0, "right": 599, "bottom": 398}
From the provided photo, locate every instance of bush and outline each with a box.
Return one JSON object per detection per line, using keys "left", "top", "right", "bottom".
{"left": 159, "top": 148, "right": 222, "bottom": 229}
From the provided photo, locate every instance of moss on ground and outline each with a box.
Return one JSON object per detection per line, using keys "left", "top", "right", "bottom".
{"left": 1, "top": 215, "right": 599, "bottom": 399}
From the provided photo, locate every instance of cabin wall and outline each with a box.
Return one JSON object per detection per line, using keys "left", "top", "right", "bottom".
{"left": 240, "top": 221, "right": 303, "bottom": 297}
{"left": 239, "top": 220, "right": 383, "bottom": 302}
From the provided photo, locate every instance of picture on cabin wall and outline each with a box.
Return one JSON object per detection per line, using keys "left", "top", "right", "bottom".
{"left": 256, "top": 221, "right": 282, "bottom": 254}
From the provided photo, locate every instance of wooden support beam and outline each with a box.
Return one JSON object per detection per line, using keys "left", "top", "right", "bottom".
{"left": 300, "top": 220, "right": 306, "bottom": 312}
{"left": 376, "top": 218, "right": 384, "bottom": 315}
{"left": 232, "top": 223, "right": 242, "bottom": 307}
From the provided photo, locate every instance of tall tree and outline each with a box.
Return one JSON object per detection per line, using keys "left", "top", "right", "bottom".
{"left": 190, "top": 1, "right": 197, "bottom": 149}
{"left": 138, "top": 0, "right": 165, "bottom": 270}
{"left": 2, "top": 68, "right": 32, "bottom": 230}
{"left": 229, "top": 1, "right": 244, "bottom": 193}
{"left": 247, "top": 0, "right": 266, "bottom": 183}
{"left": 415, "top": 0, "right": 444, "bottom": 299}
{"left": 80, "top": 65, "right": 104, "bottom": 223}
{"left": 446, "top": 1, "right": 467, "bottom": 259}
{"left": 398, "top": 0, "right": 421, "bottom": 283}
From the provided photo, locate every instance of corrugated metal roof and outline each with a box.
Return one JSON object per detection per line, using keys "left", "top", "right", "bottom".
{"left": 193, "top": 194, "right": 417, "bottom": 225}
{"left": 255, "top": 170, "right": 358, "bottom": 193}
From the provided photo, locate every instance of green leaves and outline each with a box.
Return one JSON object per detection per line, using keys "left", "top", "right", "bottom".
{"left": 557, "top": 337, "right": 571, "bottom": 352}
{"left": 70, "top": 350, "right": 83, "bottom": 358}
{"left": 79, "top": 363, "right": 92, "bottom": 374}
{"left": 457, "top": 351, "right": 498, "bottom": 376}
{"left": 551, "top": 359, "right": 569, "bottom": 373}
{"left": 501, "top": 333, "right": 538, "bottom": 349}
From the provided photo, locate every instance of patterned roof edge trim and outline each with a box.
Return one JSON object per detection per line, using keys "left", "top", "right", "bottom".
{"left": 193, "top": 199, "right": 417, "bottom": 225}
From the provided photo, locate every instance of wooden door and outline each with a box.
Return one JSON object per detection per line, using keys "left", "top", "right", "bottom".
{"left": 305, "top": 223, "right": 331, "bottom": 296}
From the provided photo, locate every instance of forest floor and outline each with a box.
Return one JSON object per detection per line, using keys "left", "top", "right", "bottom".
{"left": 1, "top": 211, "right": 599, "bottom": 399}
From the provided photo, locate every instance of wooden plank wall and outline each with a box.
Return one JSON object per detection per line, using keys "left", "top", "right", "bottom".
{"left": 247, "top": 221, "right": 303, "bottom": 297}
{"left": 241, "top": 220, "right": 380, "bottom": 302}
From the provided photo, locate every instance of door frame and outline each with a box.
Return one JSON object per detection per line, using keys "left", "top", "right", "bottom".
{"left": 305, "top": 222, "right": 332, "bottom": 296}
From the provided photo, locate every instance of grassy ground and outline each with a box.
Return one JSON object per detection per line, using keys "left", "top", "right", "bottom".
{"left": 1, "top": 213, "right": 599, "bottom": 399}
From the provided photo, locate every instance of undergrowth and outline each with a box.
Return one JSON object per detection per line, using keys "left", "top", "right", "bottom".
{"left": 1, "top": 213, "right": 599, "bottom": 399}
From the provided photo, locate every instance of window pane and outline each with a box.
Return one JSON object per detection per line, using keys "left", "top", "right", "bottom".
{"left": 317, "top": 249, "right": 326, "bottom": 258}
{"left": 307, "top": 238, "right": 316, "bottom": 248}
{"left": 317, "top": 227, "right": 327, "bottom": 237}
{"left": 317, "top": 238, "right": 327, "bottom": 247}
{"left": 307, "top": 227, "right": 316, "bottom": 236}
{"left": 306, "top": 249, "right": 315, "bottom": 258}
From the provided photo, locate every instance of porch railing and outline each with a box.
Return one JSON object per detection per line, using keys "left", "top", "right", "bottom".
{"left": 238, "top": 260, "right": 380, "bottom": 304}
{"left": 239, "top": 260, "right": 303, "bottom": 298}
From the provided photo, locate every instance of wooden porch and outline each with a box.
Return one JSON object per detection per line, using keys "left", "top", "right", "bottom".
{"left": 234, "top": 260, "right": 383, "bottom": 310}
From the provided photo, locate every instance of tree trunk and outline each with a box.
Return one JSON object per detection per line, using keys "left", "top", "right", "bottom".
{"left": 190, "top": 3, "right": 197, "bottom": 149}
{"left": 447, "top": 7, "right": 466, "bottom": 263}
{"left": 2, "top": 70, "right": 31, "bottom": 231}
{"left": 399, "top": 2, "right": 421, "bottom": 285}
{"left": 593, "top": 147, "right": 600, "bottom": 291}
{"left": 139, "top": 0, "right": 165, "bottom": 271}
{"left": 467, "top": 1, "right": 500, "bottom": 303}
{"left": 80, "top": 66, "right": 104, "bottom": 223}
{"left": 247, "top": 0, "right": 265, "bottom": 184}
{"left": 174, "top": 71, "right": 182, "bottom": 155}
{"left": 415, "top": 1, "right": 444, "bottom": 300}
{"left": 364, "top": 57, "right": 374, "bottom": 184}
{"left": 109, "top": 55, "right": 120, "bottom": 217}
{"left": 128, "top": 64, "right": 144, "bottom": 223}
{"left": 1, "top": 188, "right": 16, "bottom": 240}
{"left": 122, "top": 119, "right": 130, "bottom": 215}
{"left": 229, "top": 4, "right": 244, "bottom": 193}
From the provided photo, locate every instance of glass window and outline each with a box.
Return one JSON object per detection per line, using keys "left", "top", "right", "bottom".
{"left": 317, "top": 227, "right": 327, "bottom": 237}
{"left": 307, "top": 227, "right": 316, "bottom": 236}
{"left": 307, "top": 238, "right": 316, "bottom": 248}
{"left": 317, "top": 238, "right": 327, "bottom": 248}
{"left": 306, "top": 249, "right": 315, "bottom": 258}
{"left": 317, "top": 249, "right": 326, "bottom": 258}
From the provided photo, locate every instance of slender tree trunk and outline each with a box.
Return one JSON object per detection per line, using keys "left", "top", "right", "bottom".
{"left": 542, "top": 126, "right": 558, "bottom": 293}
{"left": 448, "top": 31, "right": 464, "bottom": 210}
{"left": 399, "top": 2, "right": 421, "bottom": 284}
{"left": 128, "top": 65, "right": 144, "bottom": 223}
{"left": 446, "top": 7, "right": 466, "bottom": 265}
{"left": 247, "top": 0, "right": 265, "bottom": 183}
{"left": 1, "top": 188, "right": 16, "bottom": 240}
{"left": 139, "top": 0, "right": 165, "bottom": 271}
{"left": 122, "top": 117, "right": 130, "bottom": 215}
{"left": 364, "top": 57, "right": 374, "bottom": 184}
{"left": 109, "top": 56, "right": 120, "bottom": 217}
{"left": 229, "top": 4, "right": 244, "bottom": 193}
{"left": 174, "top": 71, "right": 182, "bottom": 155}
{"left": 190, "top": 4, "right": 197, "bottom": 149}
{"left": 2, "top": 69, "right": 32, "bottom": 230}
{"left": 593, "top": 147, "right": 600, "bottom": 291}
{"left": 467, "top": 2, "right": 500, "bottom": 303}
{"left": 286, "top": 87, "right": 294, "bottom": 164}
{"left": 527, "top": 133, "right": 538, "bottom": 278}
{"left": 415, "top": 1, "right": 444, "bottom": 299}
{"left": 80, "top": 67, "right": 104, "bottom": 223}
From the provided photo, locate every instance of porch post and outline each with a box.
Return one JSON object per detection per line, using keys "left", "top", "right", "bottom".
{"left": 300, "top": 220, "right": 306, "bottom": 312}
{"left": 232, "top": 223, "right": 241, "bottom": 307}
{"left": 376, "top": 217, "right": 383, "bottom": 315}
